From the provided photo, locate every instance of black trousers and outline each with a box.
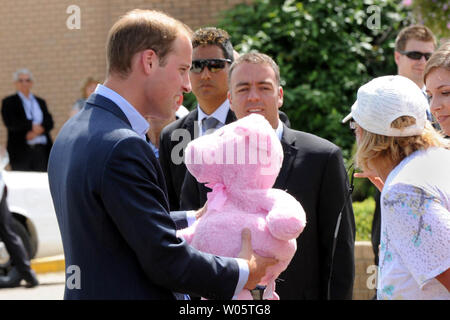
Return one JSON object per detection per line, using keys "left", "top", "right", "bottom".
{"left": 10, "top": 144, "right": 48, "bottom": 172}
{"left": 0, "top": 186, "right": 31, "bottom": 273}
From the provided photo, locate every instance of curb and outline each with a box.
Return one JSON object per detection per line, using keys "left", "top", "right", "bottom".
{"left": 31, "top": 255, "right": 65, "bottom": 274}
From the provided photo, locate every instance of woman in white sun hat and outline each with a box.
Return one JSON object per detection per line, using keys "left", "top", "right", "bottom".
{"left": 343, "top": 75, "right": 450, "bottom": 299}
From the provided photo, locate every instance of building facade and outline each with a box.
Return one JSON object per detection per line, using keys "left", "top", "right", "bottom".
{"left": 0, "top": 0, "right": 249, "bottom": 146}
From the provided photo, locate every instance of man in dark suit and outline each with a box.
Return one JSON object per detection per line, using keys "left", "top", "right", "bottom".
{"left": 47, "top": 9, "right": 275, "bottom": 300}
{"left": 181, "top": 52, "right": 355, "bottom": 299}
{"left": 159, "top": 27, "right": 237, "bottom": 211}
{"left": 159, "top": 27, "right": 290, "bottom": 211}
{"left": 1, "top": 69, "right": 54, "bottom": 172}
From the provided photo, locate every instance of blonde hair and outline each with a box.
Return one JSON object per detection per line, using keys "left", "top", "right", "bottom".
{"left": 81, "top": 77, "right": 99, "bottom": 99}
{"left": 355, "top": 116, "right": 448, "bottom": 172}
{"left": 423, "top": 40, "right": 450, "bottom": 84}
{"left": 106, "top": 9, "right": 192, "bottom": 78}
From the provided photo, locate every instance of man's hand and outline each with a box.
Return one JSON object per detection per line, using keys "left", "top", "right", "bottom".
{"left": 32, "top": 124, "right": 45, "bottom": 135}
{"left": 238, "top": 228, "right": 278, "bottom": 290}
{"left": 26, "top": 130, "right": 38, "bottom": 141}
{"left": 195, "top": 201, "right": 208, "bottom": 220}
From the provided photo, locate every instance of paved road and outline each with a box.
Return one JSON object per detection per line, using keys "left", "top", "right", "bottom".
{"left": 0, "top": 272, "right": 65, "bottom": 300}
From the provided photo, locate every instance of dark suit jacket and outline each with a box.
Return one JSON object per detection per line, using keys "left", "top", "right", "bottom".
{"left": 180, "top": 125, "right": 355, "bottom": 300}
{"left": 159, "top": 107, "right": 290, "bottom": 211}
{"left": 47, "top": 94, "right": 239, "bottom": 300}
{"left": 1, "top": 93, "right": 54, "bottom": 166}
{"left": 159, "top": 108, "right": 237, "bottom": 211}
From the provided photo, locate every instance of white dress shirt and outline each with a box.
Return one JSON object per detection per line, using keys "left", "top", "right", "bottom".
{"left": 17, "top": 92, "right": 47, "bottom": 146}
{"left": 197, "top": 99, "right": 230, "bottom": 136}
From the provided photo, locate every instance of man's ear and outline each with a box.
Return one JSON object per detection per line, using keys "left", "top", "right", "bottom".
{"left": 277, "top": 86, "right": 284, "bottom": 110}
{"left": 228, "top": 91, "right": 234, "bottom": 111}
{"left": 141, "top": 49, "right": 158, "bottom": 75}
{"left": 394, "top": 51, "right": 401, "bottom": 66}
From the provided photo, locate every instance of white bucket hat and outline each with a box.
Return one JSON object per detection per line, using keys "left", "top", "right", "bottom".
{"left": 342, "top": 75, "right": 427, "bottom": 137}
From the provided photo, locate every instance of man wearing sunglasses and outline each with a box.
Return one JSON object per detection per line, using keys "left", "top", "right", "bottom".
{"left": 394, "top": 25, "right": 436, "bottom": 90}
{"left": 159, "top": 27, "right": 236, "bottom": 211}
{"left": 160, "top": 28, "right": 290, "bottom": 211}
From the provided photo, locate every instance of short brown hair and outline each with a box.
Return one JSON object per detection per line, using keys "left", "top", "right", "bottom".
{"left": 395, "top": 25, "right": 437, "bottom": 52}
{"left": 192, "top": 27, "right": 234, "bottom": 61}
{"left": 106, "top": 9, "right": 192, "bottom": 78}
{"left": 424, "top": 41, "right": 450, "bottom": 84}
{"left": 228, "top": 52, "right": 281, "bottom": 87}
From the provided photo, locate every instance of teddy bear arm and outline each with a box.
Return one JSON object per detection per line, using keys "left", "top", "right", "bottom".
{"left": 265, "top": 192, "right": 306, "bottom": 241}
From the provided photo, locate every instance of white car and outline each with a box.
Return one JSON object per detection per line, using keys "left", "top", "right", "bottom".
{"left": 0, "top": 170, "right": 63, "bottom": 270}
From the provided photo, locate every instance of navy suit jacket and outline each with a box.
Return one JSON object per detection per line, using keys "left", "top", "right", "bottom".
{"left": 180, "top": 125, "right": 355, "bottom": 299}
{"left": 48, "top": 94, "right": 239, "bottom": 299}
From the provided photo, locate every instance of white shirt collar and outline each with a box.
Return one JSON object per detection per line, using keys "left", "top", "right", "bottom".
{"left": 196, "top": 99, "right": 283, "bottom": 140}
{"left": 197, "top": 99, "right": 230, "bottom": 125}
{"left": 275, "top": 119, "right": 283, "bottom": 141}
{"left": 17, "top": 91, "right": 34, "bottom": 101}
{"left": 94, "top": 84, "right": 149, "bottom": 140}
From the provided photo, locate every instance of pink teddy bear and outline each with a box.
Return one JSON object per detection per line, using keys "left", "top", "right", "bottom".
{"left": 178, "top": 114, "right": 306, "bottom": 300}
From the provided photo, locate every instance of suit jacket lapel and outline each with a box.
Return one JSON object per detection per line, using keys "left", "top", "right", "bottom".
{"left": 225, "top": 109, "right": 236, "bottom": 124}
{"left": 274, "top": 125, "right": 298, "bottom": 190}
{"left": 13, "top": 94, "right": 29, "bottom": 120}
{"left": 183, "top": 109, "right": 198, "bottom": 139}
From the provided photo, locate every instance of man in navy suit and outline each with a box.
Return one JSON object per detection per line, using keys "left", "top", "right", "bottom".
{"left": 47, "top": 9, "right": 275, "bottom": 300}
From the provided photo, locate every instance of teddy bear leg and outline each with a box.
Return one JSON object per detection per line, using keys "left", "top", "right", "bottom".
{"left": 262, "top": 281, "right": 280, "bottom": 300}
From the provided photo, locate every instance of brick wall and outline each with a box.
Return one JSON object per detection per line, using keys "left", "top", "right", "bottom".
{"left": 0, "top": 0, "right": 250, "bottom": 147}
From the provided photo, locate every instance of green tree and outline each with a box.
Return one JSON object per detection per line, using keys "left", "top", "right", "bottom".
{"left": 406, "top": 0, "right": 450, "bottom": 38}
{"left": 210, "top": 0, "right": 413, "bottom": 160}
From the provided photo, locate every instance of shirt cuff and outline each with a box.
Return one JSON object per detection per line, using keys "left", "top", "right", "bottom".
{"left": 233, "top": 258, "right": 249, "bottom": 299}
{"left": 185, "top": 210, "right": 196, "bottom": 227}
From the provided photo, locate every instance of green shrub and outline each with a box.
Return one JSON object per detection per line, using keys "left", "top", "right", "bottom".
{"left": 352, "top": 196, "right": 375, "bottom": 241}
{"left": 214, "top": 0, "right": 413, "bottom": 159}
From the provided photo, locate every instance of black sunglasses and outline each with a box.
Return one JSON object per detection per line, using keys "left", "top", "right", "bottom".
{"left": 397, "top": 50, "right": 432, "bottom": 61}
{"left": 190, "top": 58, "right": 232, "bottom": 74}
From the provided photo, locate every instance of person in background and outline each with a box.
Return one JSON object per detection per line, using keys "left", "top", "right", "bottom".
{"left": 159, "top": 27, "right": 237, "bottom": 211}
{"left": 0, "top": 145, "right": 39, "bottom": 288}
{"left": 146, "top": 94, "right": 187, "bottom": 158}
{"left": 69, "top": 77, "right": 100, "bottom": 118}
{"left": 424, "top": 41, "right": 450, "bottom": 137}
{"left": 344, "top": 75, "right": 450, "bottom": 299}
{"left": 182, "top": 52, "right": 355, "bottom": 299}
{"left": 1, "top": 69, "right": 54, "bottom": 172}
